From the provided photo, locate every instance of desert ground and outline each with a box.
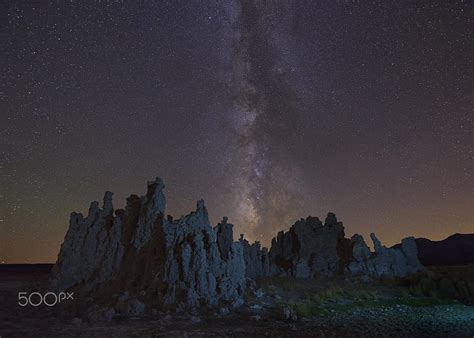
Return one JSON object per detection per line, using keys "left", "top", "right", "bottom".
{"left": 1, "top": 264, "right": 473, "bottom": 337}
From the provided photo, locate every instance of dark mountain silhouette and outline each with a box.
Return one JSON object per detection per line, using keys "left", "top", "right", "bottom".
{"left": 0, "top": 264, "right": 53, "bottom": 273}
{"left": 392, "top": 233, "right": 474, "bottom": 266}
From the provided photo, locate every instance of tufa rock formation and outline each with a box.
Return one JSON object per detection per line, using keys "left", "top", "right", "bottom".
{"left": 162, "top": 202, "right": 245, "bottom": 307}
{"left": 239, "top": 235, "right": 271, "bottom": 279}
{"left": 50, "top": 191, "right": 124, "bottom": 292}
{"left": 50, "top": 177, "right": 424, "bottom": 315}
{"left": 268, "top": 213, "right": 347, "bottom": 278}
{"left": 347, "top": 233, "right": 424, "bottom": 277}
{"left": 50, "top": 178, "right": 245, "bottom": 312}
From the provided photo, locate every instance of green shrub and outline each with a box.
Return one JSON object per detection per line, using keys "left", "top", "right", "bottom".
{"left": 420, "top": 276, "right": 438, "bottom": 297}
{"left": 438, "top": 278, "right": 456, "bottom": 298}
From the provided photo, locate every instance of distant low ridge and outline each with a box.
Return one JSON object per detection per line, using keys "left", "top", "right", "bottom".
{"left": 392, "top": 233, "right": 474, "bottom": 266}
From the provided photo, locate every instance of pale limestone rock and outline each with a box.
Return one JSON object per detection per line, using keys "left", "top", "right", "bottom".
{"left": 50, "top": 192, "right": 123, "bottom": 292}
{"left": 239, "top": 236, "right": 270, "bottom": 279}
{"left": 162, "top": 201, "right": 245, "bottom": 308}
{"left": 347, "top": 234, "right": 371, "bottom": 275}
{"left": 216, "top": 217, "right": 233, "bottom": 260}
{"left": 401, "top": 236, "right": 424, "bottom": 272}
{"left": 51, "top": 178, "right": 245, "bottom": 312}
{"left": 347, "top": 233, "right": 424, "bottom": 278}
{"left": 269, "top": 214, "right": 345, "bottom": 278}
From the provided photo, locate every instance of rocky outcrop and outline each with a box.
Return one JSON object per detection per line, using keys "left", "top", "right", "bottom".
{"left": 216, "top": 217, "right": 233, "bottom": 261}
{"left": 347, "top": 234, "right": 372, "bottom": 276}
{"left": 51, "top": 177, "right": 425, "bottom": 316}
{"left": 50, "top": 178, "right": 245, "bottom": 312}
{"left": 132, "top": 177, "right": 166, "bottom": 250}
{"left": 239, "top": 236, "right": 270, "bottom": 279}
{"left": 50, "top": 192, "right": 124, "bottom": 292}
{"left": 267, "top": 212, "right": 423, "bottom": 279}
{"left": 162, "top": 203, "right": 245, "bottom": 308}
{"left": 347, "top": 233, "right": 424, "bottom": 277}
{"left": 268, "top": 213, "right": 346, "bottom": 278}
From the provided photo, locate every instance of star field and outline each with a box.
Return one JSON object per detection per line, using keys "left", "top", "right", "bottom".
{"left": 1, "top": 0, "right": 472, "bottom": 263}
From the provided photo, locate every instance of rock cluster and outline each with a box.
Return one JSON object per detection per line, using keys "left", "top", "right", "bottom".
{"left": 162, "top": 203, "right": 245, "bottom": 307}
{"left": 348, "top": 233, "right": 424, "bottom": 277}
{"left": 50, "top": 177, "right": 424, "bottom": 316}
{"left": 268, "top": 213, "right": 347, "bottom": 278}
{"left": 50, "top": 178, "right": 245, "bottom": 312}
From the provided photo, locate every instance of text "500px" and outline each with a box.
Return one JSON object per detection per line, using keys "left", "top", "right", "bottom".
{"left": 18, "top": 291, "right": 74, "bottom": 307}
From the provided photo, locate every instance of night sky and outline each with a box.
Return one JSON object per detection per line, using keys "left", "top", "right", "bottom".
{"left": 2, "top": 1, "right": 472, "bottom": 263}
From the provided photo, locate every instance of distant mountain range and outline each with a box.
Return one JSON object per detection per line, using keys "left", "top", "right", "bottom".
{"left": 392, "top": 233, "right": 474, "bottom": 266}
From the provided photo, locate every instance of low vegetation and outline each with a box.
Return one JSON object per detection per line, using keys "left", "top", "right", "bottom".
{"left": 399, "top": 268, "right": 474, "bottom": 305}
{"left": 284, "top": 286, "right": 461, "bottom": 317}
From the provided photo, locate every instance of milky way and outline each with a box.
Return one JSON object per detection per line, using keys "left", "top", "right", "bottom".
{"left": 219, "top": 1, "right": 307, "bottom": 240}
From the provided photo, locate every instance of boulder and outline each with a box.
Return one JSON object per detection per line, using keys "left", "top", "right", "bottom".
{"left": 126, "top": 299, "right": 145, "bottom": 316}
{"left": 282, "top": 306, "right": 297, "bottom": 321}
